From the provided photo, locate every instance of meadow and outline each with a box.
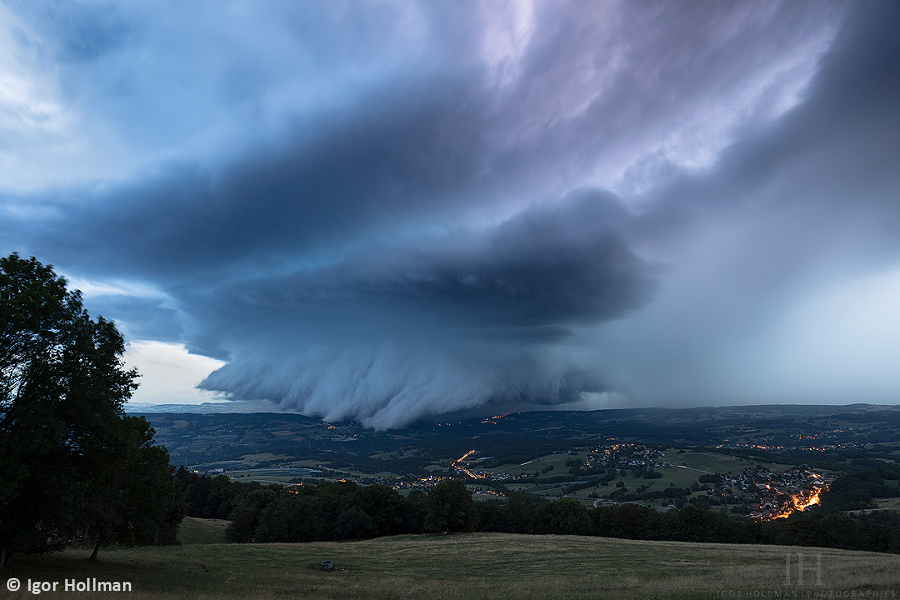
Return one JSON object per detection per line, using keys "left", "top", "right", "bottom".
{"left": 493, "top": 448, "right": 792, "bottom": 506}
{"left": 5, "top": 528, "right": 899, "bottom": 599}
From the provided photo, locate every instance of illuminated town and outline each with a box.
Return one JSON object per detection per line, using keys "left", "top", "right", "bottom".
{"left": 193, "top": 440, "right": 834, "bottom": 520}
{"left": 430, "top": 442, "right": 833, "bottom": 519}
{"left": 158, "top": 406, "right": 878, "bottom": 523}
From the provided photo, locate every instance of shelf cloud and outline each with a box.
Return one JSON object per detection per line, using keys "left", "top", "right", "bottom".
{"left": 3, "top": 1, "right": 900, "bottom": 427}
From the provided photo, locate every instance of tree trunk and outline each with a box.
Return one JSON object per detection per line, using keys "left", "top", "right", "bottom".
{"left": 89, "top": 541, "right": 101, "bottom": 562}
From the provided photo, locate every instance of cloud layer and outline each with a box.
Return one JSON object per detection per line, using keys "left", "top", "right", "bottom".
{"left": 3, "top": 1, "right": 900, "bottom": 427}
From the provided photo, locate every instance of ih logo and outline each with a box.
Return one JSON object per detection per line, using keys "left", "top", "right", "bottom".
{"left": 785, "top": 553, "right": 823, "bottom": 586}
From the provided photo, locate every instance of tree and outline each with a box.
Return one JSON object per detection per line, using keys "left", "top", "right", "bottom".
{"left": 503, "top": 492, "right": 535, "bottom": 533}
{"left": 0, "top": 253, "right": 182, "bottom": 568}
{"left": 424, "top": 480, "right": 478, "bottom": 534}
{"left": 335, "top": 507, "right": 375, "bottom": 540}
{"left": 225, "top": 487, "right": 280, "bottom": 543}
{"left": 109, "top": 417, "right": 184, "bottom": 548}
{"left": 547, "top": 499, "right": 592, "bottom": 536}
{"left": 358, "top": 483, "right": 420, "bottom": 537}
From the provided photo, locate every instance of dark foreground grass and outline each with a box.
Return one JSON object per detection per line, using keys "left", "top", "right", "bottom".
{"left": 4, "top": 533, "right": 899, "bottom": 599}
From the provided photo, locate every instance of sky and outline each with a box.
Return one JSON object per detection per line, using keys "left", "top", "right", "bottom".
{"left": 3, "top": 0, "right": 900, "bottom": 429}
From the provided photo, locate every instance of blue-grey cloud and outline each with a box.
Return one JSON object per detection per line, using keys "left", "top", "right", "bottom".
{"left": 3, "top": 1, "right": 899, "bottom": 426}
{"left": 184, "top": 190, "right": 658, "bottom": 427}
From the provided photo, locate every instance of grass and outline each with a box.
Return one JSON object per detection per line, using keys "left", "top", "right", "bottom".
{"left": 177, "top": 517, "right": 229, "bottom": 545}
{"left": 491, "top": 452, "right": 589, "bottom": 477}
{"left": 238, "top": 453, "right": 292, "bottom": 466}
{"left": 662, "top": 450, "right": 793, "bottom": 478}
{"left": 6, "top": 533, "right": 899, "bottom": 599}
{"left": 874, "top": 497, "right": 900, "bottom": 510}
{"left": 501, "top": 449, "right": 801, "bottom": 506}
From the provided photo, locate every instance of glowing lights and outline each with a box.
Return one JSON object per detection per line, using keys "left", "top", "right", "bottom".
{"left": 765, "top": 489, "right": 824, "bottom": 520}
{"left": 795, "top": 490, "right": 822, "bottom": 511}
{"left": 480, "top": 413, "right": 511, "bottom": 425}
{"left": 451, "top": 449, "right": 479, "bottom": 478}
{"left": 456, "top": 450, "right": 477, "bottom": 463}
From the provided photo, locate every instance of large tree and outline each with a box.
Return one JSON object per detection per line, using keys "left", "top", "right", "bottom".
{"left": 424, "top": 480, "right": 478, "bottom": 534}
{"left": 0, "top": 253, "right": 182, "bottom": 568}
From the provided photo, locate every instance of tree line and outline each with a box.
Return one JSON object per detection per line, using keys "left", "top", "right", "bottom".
{"left": 179, "top": 470, "right": 900, "bottom": 553}
{"left": 818, "top": 466, "right": 900, "bottom": 512}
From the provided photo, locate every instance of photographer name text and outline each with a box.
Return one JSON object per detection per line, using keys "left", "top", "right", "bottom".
{"left": 6, "top": 578, "right": 132, "bottom": 594}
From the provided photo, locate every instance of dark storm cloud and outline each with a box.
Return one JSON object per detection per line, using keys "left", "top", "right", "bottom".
{"left": 5, "top": 0, "right": 842, "bottom": 276}
{"left": 600, "top": 0, "right": 900, "bottom": 405}
{"left": 4, "top": 84, "right": 486, "bottom": 280}
{"left": 83, "top": 294, "right": 183, "bottom": 342}
{"left": 206, "top": 190, "right": 652, "bottom": 331}
{"left": 715, "top": 0, "right": 898, "bottom": 201}
{"left": 637, "top": 0, "right": 900, "bottom": 256}
{"left": 182, "top": 190, "right": 658, "bottom": 427}
{"left": 5, "top": 1, "right": 897, "bottom": 425}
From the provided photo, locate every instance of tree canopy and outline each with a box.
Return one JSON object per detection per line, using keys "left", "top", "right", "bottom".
{"left": 424, "top": 479, "right": 478, "bottom": 534}
{"left": 0, "top": 253, "right": 183, "bottom": 568}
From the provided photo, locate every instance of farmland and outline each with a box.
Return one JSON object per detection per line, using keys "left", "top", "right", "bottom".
{"left": 137, "top": 404, "right": 900, "bottom": 520}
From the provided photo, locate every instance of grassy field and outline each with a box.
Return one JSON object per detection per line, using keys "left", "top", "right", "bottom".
{"left": 493, "top": 448, "right": 803, "bottom": 506}
{"left": 664, "top": 449, "right": 791, "bottom": 475}
{"left": 176, "top": 517, "right": 229, "bottom": 545}
{"left": 6, "top": 532, "right": 899, "bottom": 599}
{"left": 490, "top": 451, "right": 589, "bottom": 478}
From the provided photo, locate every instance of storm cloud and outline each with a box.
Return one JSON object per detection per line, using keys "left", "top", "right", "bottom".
{"left": 3, "top": 1, "right": 900, "bottom": 427}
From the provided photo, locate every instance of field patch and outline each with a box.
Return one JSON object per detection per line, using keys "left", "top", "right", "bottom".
{"left": 177, "top": 517, "right": 229, "bottom": 545}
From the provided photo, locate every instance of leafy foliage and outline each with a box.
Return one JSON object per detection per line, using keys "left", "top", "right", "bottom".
{"left": 0, "top": 254, "right": 183, "bottom": 567}
{"left": 818, "top": 468, "right": 900, "bottom": 512}
{"left": 424, "top": 480, "right": 477, "bottom": 534}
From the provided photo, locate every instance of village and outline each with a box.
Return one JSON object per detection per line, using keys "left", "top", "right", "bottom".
{"left": 441, "top": 442, "right": 834, "bottom": 519}
{"left": 157, "top": 407, "right": 891, "bottom": 525}
{"left": 190, "top": 440, "right": 834, "bottom": 520}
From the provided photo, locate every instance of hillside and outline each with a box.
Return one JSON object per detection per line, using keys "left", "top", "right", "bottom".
{"left": 7, "top": 532, "right": 898, "bottom": 599}
{"left": 139, "top": 404, "right": 900, "bottom": 474}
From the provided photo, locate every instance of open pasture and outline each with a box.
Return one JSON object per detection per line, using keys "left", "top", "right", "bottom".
{"left": 7, "top": 532, "right": 898, "bottom": 599}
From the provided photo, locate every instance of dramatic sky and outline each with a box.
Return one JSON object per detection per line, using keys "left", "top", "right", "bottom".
{"left": 3, "top": 1, "right": 900, "bottom": 428}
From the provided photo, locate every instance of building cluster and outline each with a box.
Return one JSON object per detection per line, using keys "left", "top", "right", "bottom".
{"left": 389, "top": 475, "right": 449, "bottom": 491}
{"left": 717, "top": 427, "right": 863, "bottom": 453}
{"left": 679, "top": 465, "right": 833, "bottom": 519}
{"left": 720, "top": 441, "right": 860, "bottom": 453}
{"left": 187, "top": 437, "right": 833, "bottom": 521}
{"left": 450, "top": 465, "right": 521, "bottom": 481}
{"left": 586, "top": 443, "right": 670, "bottom": 471}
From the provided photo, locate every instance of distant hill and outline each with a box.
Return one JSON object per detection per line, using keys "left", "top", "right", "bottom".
{"left": 134, "top": 403, "right": 900, "bottom": 468}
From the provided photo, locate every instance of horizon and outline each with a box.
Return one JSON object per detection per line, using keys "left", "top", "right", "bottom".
{"left": 124, "top": 400, "right": 900, "bottom": 423}
{"left": 5, "top": 1, "right": 900, "bottom": 427}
